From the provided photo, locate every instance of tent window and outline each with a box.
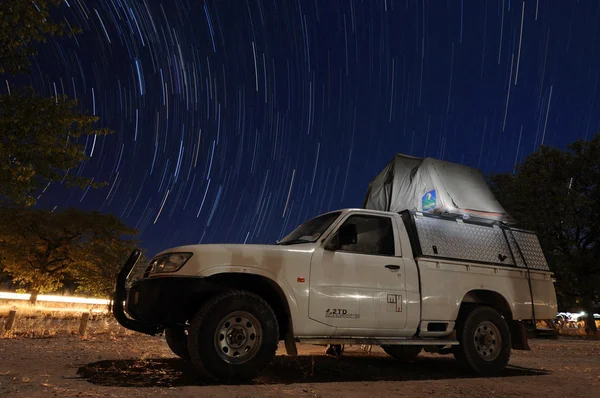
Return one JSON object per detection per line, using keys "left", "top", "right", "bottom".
{"left": 337, "top": 215, "right": 395, "bottom": 256}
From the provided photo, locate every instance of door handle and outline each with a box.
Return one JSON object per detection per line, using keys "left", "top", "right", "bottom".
{"left": 385, "top": 264, "right": 400, "bottom": 270}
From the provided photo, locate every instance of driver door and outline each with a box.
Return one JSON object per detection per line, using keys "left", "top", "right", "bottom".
{"left": 308, "top": 213, "right": 408, "bottom": 336}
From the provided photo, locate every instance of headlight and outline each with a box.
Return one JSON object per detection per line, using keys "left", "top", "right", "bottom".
{"left": 147, "top": 252, "right": 192, "bottom": 274}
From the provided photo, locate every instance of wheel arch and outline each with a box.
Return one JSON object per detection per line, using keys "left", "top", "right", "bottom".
{"left": 457, "top": 289, "right": 514, "bottom": 322}
{"left": 205, "top": 272, "right": 294, "bottom": 341}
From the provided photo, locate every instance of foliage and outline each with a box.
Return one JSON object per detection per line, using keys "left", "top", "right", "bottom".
{"left": 489, "top": 134, "right": 600, "bottom": 333}
{"left": 75, "top": 238, "right": 147, "bottom": 300}
{"left": 0, "top": 1, "right": 109, "bottom": 207}
{"left": 0, "top": 207, "right": 137, "bottom": 301}
{"left": 0, "top": 0, "right": 69, "bottom": 75}
{"left": 0, "top": 87, "right": 112, "bottom": 206}
{"left": 0, "top": 1, "right": 133, "bottom": 301}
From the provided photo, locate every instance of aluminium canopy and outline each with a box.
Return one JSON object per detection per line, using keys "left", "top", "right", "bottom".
{"left": 363, "top": 154, "right": 514, "bottom": 224}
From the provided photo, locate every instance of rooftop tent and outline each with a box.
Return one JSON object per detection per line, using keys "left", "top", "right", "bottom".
{"left": 363, "top": 154, "right": 515, "bottom": 224}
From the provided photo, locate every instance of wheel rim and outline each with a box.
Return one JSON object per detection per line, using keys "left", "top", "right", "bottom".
{"left": 473, "top": 321, "right": 502, "bottom": 362}
{"left": 214, "top": 311, "right": 262, "bottom": 364}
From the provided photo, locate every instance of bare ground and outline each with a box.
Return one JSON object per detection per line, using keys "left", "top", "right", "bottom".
{"left": 0, "top": 334, "right": 599, "bottom": 397}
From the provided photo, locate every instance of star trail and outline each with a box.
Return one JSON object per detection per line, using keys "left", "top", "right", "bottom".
{"left": 13, "top": 0, "right": 600, "bottom": 255}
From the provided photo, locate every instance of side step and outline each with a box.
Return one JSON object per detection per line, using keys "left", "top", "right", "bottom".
{"left": 298, "top": 337, "right": 459, "bottom": 346}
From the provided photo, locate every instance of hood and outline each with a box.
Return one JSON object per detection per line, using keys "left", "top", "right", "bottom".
{"left": 156, "top": 243, "right": 317, "bottom": 277}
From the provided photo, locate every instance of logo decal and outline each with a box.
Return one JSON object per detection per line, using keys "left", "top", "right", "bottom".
{"left": 422, "top": 190, "right": 437, "bottom": 212}
{"left": 386, "top": 294, "right": 403, "bottom": 312}
{"left": 326, "top": 308, "right": 360, "bottom": 319}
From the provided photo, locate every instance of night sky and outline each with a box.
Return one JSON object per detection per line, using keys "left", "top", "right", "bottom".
{"left": 14, "top": 0, "right": 600, "bottom": 256}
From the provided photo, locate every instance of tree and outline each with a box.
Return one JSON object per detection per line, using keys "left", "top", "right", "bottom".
{"left": 0, "top": 207, "right": 137, "bottom": 303}
{"left": 0, "top": 0, "right": 68, "bottom": 75}
{"left": 0, "top": 1, "right": 130, "bottom": 300}
{"left": 1, "top": 1, "right": 110, "bottom": 207}
{"left": 75, "top": 235, "right": 147, "bottom": 300}
{"left": 489, "top": 134, "right": 600, "bottom": 335}
{"left": 0, "top": 88, "right": 112, "bottom": 206}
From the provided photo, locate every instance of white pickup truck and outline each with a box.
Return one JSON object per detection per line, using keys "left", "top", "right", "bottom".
{"left": 114, "top": 208, "right": 557, "bottom": 383}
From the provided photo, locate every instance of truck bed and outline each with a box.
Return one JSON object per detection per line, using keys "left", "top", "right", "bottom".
{"left": 399, "top": 210, "right": 557, "bottom": 334}
{"left": 416, "top": 257, "right": 556, "bottom": 327}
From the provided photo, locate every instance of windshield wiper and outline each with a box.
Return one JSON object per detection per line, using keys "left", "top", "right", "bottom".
{"left": 277, "top": 239, "right": 313, "bottom": 245}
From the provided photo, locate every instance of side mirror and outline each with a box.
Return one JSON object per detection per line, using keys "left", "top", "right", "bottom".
{"left": 337, "top": 224, "right": 357, "bottom": 247}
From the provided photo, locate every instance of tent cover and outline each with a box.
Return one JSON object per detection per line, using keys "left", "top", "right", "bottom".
{"left": 363, "top": 154, "right": 514, "bottom": 224}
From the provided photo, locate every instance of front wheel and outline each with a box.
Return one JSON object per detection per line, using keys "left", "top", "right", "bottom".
{"left": 187, "top": 290, "right": 279, "bottom": 383}
{"left": 454, "top": 306, "right": 512, "bottom": 376}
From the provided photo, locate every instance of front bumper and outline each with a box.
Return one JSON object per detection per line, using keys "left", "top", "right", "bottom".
{"left": 113, "top": 250, "right": 220, "bottom": 335}
{"left": 113, "top": 249, "right": 161, "bottom": 335}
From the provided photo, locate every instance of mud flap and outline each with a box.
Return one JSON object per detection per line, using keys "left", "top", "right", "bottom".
{"left": 284, "top": 330, "right": 298, "bottom": 356}
{"left": 510, "top": 320, "right": 531, "bottom": 351}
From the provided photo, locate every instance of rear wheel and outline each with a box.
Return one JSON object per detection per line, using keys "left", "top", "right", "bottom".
{"left": 187, "top": 290, "right": 279, "bottom": 383}
{"left": 454, "top": 306, "right": 511, "bottom": 376}
{"left": 165, "top": 327, "right": 189, "bottom": 359}
{"left": 381, "top": 345, "right": 422, "bottom": 362}
{"left": 325, "top": 344, "right": 345, "bottom": 357}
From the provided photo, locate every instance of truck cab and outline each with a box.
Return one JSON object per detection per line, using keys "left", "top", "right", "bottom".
{"left": 114, "top": 208, "right": 558, "bottom": 383}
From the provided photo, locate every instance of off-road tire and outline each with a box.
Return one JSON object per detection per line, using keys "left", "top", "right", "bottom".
{"left": 187, "top": 290, "right": 279, "bottom": 383}
{"left": 381, "top": 345, "right": 422, "bottom": 362}
{"left": 454, "top": 306, "right": 512, "bottom": 376}
{"left": 165, "top": 327, "right": 190, "bottom": 359}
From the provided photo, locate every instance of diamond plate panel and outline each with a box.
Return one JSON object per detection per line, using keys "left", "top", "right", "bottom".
{"left": 511, "top": 230, "right": 550, "bottom": 271}
{"left": 414, "top": 215, "right": 515, "bottom": 266}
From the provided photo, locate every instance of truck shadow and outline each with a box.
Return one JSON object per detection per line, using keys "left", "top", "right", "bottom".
{"left": 77, "top": 354, "right": 550, "bottom": 388}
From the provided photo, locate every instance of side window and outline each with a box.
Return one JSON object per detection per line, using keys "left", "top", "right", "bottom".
{"left": 336, "top": 215, "right": 395, "bottom": 256}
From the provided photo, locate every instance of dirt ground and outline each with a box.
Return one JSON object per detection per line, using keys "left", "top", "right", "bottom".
{"left": 0, "top": 334, "right": 599, "bottom": 398}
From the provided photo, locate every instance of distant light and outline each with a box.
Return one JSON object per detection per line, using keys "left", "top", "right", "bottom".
{"left": 0, "top": 292, "right": 110, "bottom": 305}
{"left": 557, "top": 311, "right": 600, "bottom": 322}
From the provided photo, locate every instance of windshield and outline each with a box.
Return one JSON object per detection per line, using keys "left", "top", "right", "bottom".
{"left": 277, "top": 211, "right": 342, "bottom": 245}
